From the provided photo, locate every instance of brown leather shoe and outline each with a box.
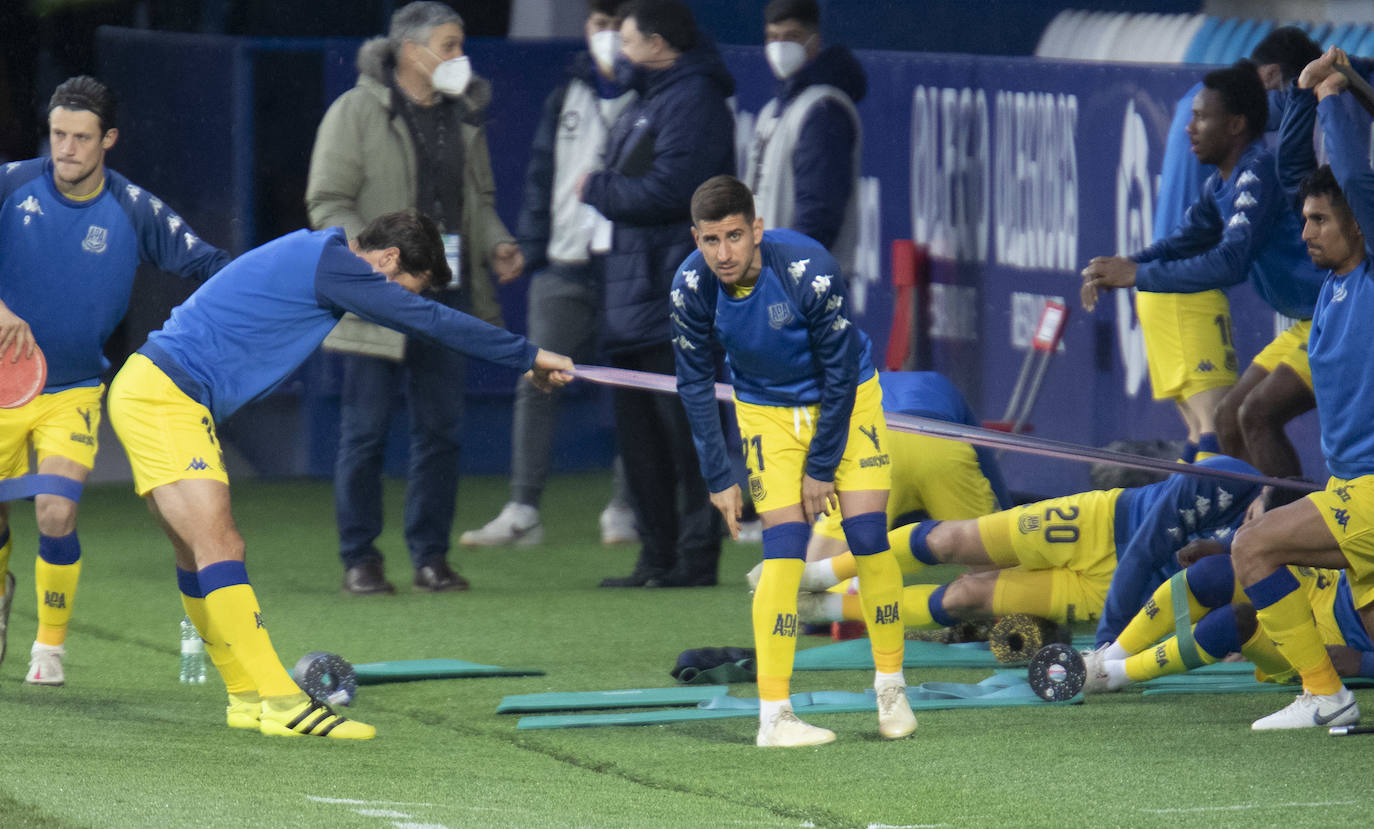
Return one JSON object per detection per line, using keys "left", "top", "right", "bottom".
{"left": 342, "top": 561, "right": 395, "bottom": 596}
{"left": 414, "top": 561, "right": 470, "bottom": 592}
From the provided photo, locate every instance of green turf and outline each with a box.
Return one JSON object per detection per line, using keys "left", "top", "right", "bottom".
{"left": 0, "top": 472, "right": 1369, "bottom": 828}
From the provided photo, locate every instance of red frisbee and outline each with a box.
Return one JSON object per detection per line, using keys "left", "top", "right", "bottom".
{"left": 0, "top": 342, "right": 46, "bottom": 409}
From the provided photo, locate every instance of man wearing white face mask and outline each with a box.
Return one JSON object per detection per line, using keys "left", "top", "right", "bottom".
{"left": 745, "top": 0, "right": 865, "bottom": 271}
{"left": 307, "top": 1, "right": 524, "bottom": 596}
{"left": 460, "top": 0, "right": 642, "bottom": 549}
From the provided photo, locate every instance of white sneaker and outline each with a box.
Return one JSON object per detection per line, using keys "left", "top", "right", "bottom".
{"left": 756, "top": 706, "right": 836, "bottom": 748}
{"left": 737, "top": 519, "right": 763, "bottom": 543}
{"left": 1082, "top": 646, "right": 1112, "bottom": 694}
{"left": 0, "top": 570, "right": 14, "bottom": 667}
{"left": 1251, "top": 687, "right": 1359, "bottom": 731}
{"left": 459, "top": 502, "right": 543, "bottom": 547}
{"left": 25, "top": 643, "right": 65, "bottom": 686}
{"left": 876, "top": 680, "right": 917, "bottom": 739}
{"left": 598, "top": 502, "right": 639, "bottom": 545}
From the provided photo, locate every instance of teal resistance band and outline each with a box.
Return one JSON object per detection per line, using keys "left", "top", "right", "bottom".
{"left": 1170, "top": 570, "right": 1206, "bottom": 670}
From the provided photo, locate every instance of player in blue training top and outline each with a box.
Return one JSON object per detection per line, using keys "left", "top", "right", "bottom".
{"left": 1081, "top": 61, "right": 1326, "bottom": 476}
{"left": 106, "top": 209, "right": 572, "bottom": 740}
{"left": 804, "top": 371, "right": 1011, "bottom": 563}
{"left": 1227, "top": 48, "right": 1374, "bottom": 730}
{"left": 0, "top": 76, "right": 229, "bottom": 686}
{"left": 672, "top": 174, "right": 915, "bottom": 748}
{"left": 790, "top": 456, "right": 1262, "bottom": 646}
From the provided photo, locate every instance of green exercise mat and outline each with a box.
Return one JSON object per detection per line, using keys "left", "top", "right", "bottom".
{"left": 793, "top": 634, "right": 1099, "bottom": 671}
{"left": 515, "top": 674, "right": 1078, "bottom": 729}
{"left": 1141, "top": 673, "right": 1374, "bottom": 696}
{"left": 496, "top": 686, "right": 729, "bottom": 713}
{"left": 353, "top": 658, "right": 544, "bottom": 684}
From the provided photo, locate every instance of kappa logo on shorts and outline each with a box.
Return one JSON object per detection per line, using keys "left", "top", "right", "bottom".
{"left": 1331, "top": 507, "right": 1351, "bottom": 532}
{"left": 1017, "top": 514, "right": 1041, "bottom": 534}
{"left": 1196, "top": 359, "right": 1215, "bottom": 372}
{"left": 185, "top": 457, "right": 210, "bottom": 471}
{"left": 254, "top": 611, "right": 265, "bottom": 629}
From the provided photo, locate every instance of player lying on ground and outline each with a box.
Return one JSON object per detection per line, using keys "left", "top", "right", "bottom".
{"left": 107, "top": 209, "right": 572, "bottom": 740}
{"left": 805, "top": 370, "right": 1010, "bottom": 563}
{"left": 1084, "top": 541, "right": 1374, "bottom": 694}
{"left": 673, "top": 175, "right": 915, "bottom": 747}
{"left": 775, "top": 456, "right": 1262, "bottom": 645}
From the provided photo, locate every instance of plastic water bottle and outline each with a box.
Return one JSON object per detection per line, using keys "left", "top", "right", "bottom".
{"left": 180, "top": 615, "right": 207, "bottom": 684}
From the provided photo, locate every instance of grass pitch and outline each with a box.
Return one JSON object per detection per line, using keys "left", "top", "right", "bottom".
{"left": 0, "top": 472, "right": 1367, "bottom": 828}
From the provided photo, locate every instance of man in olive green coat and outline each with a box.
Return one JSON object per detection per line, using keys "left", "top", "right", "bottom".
{"left": 306, "top": 1, "right": 522, "bottom": 596}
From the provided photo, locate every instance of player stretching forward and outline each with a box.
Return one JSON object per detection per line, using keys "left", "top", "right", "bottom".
{"left": 0, "top": 76, "right": 228, "bottom": 684}
{"left": 1085, "top": 543, "right": 1374, "bottom": 693}
{"left": 107, "top": 210, "right": 571, "bottom": 738}
{"left": 786, "top": 456, "right": 1262, "bottom": 647}
{"left": 673, "top": 175, "right": 915, "bottom": 747}
{"left": 1227, "top": 50, "right": 1374, "bottom": 730}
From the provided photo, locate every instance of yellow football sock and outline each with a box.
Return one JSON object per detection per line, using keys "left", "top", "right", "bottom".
{"left": 1123, "top": 633, "right": 1219, "bottom": 682}
{"left": 854, "top": 551, "right": 905, "bottom": 674}
{"left": 753, "top": 558, "right": 804, "bottom": 701}
{"left": 1116, "top": 574, "right": 1208, "bottom": 655}
{"left": 1240, "top": 626, "right": 1292, "bottom": 679}
{"left": 181, "top": 593, "right": 257, "bottom": 696}
{"left": 1254, "top": 587, "right": 1342, "bottom": 696}
{"left": 203, "top": 583, "right": 300, "bottom": 698}
{"left": 887, "top": 524, "right": 925, "bottom": 576}
{"left": 897, "top": 584, "right": 943, "bottom": 629}
{"left": 827, "top": 552, "right": 858, "bottom": 582}
{"left": 35, "top": 558, "right": 80, "bottom": 646}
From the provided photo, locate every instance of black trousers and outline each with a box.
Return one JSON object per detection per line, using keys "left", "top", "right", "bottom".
{"left": 610, "top": 341, "right": 722, "bottom": 580}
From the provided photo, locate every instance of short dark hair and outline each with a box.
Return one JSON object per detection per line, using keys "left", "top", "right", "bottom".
{"left": 356, "top": 209, "right": 452, "bottom": 289}
{"left": 765, "top": 0, "right": 819, "bottom": 27}
{"left": 618, "top": 0, "right": 698, "bottom": 53}
{"left": 1203, "top": 60, "right": 1268, "bottom": 141}
{"left": 1298, "top": 165, "right": 1355, "bottom": 225}
{"left": 48, "top": 76, "right": 117, "bottom": 134}
{"left": 1250, "top": 26, "right": 1322, "bottom": 84}
{"left": 691, "top": 175, "right": 756, "bottom": 225}
{"left": 588, "top": 0, "right": 619, "bottom": 15}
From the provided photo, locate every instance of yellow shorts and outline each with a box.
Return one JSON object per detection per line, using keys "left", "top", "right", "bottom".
{"left": 1250, "top": 319, "right": 1312, "bottom": 390}
{"left": 107, "top": 353, "right": 227, "bottom": 496}
{"left": 736, "top": 374, "right": 890, "bottom": 514}
{"left": 1136, "top": 289, "right": 1238, "bottom": 401}
{"left": 812, "top": 430, "right": 998, "bottom": 540}
{"left": 0, "top": 384, "right": 104, "bottom": 477}
{"left": 1308, "top": 475, "right": 1374, "bottom": 609}
{"left": 977, "top": 489, "right": 1123, "bottom": 624}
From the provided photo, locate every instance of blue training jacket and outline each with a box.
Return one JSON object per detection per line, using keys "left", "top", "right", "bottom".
{"left": 0, "top": 158, "right": 228, "bottom": 390}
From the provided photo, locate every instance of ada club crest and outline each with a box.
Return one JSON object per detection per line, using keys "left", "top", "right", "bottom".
{"left": 81, "top": 225, "right": 108, "bottom": 254}
{"left": 767, "top": 302, "right": 793, "bottom": 329}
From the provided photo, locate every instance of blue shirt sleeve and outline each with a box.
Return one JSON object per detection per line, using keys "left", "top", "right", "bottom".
{"left": 670, "top": 258, "right": 735, "bottom": 493}
{"left": 113, "top": 178, "right": 230, "bottom": 282}
{"left": 313, "top": 240, "right": 537, "bottom": 372}
{"left": 1319, "top": 95, "right": 1374, "bottom": 251}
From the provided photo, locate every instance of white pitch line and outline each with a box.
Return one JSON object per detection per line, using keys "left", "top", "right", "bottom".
{"left": 307, "top": 796, "right": 436, "bottom": 807}
{"left": 354, "top": 809, "right": 412, "bottom": 818}
{"left": 867, "top": 823, "right": 952, "bottom": 828}
{"left": 1140, "top": 801, "right": 1358, "bottom": 814}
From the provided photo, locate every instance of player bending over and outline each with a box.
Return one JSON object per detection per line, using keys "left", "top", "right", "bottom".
{"left": 1085, "top": 544, "right": 1374, "bottom": 694}
{"left": 805, "top": 370, "right": 1010, "bottom": 563}
{"left": 107, "top": 210, "right": 572, "bottom": 739}
{"left": 673, "top": 175, "right": 915, "bottom": 747}
{"left": 786, "top": 456, "right": 1261, "bottom": 646}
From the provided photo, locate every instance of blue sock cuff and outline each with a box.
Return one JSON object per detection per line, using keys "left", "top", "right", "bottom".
{"left": 1197, "top": 433, "right": 1221, "bottom": 454}
{"left": 1193, "top": 605, "right": 1241, "bottom": 658}
{"left": 198, "top": 560, "right": 250, "bottom": 594}
{"left": 927, "top": 584, "right": 959, "bottom": 627}
{"left": 909, "top": 521, "right": 941, "bottom": 566}
{"left": 38, "top": 532, "right": 80, "bottom": 566}
{"left": 1243, "top": 567, "right": 1300, "bottom": 610}
{"left": 1184, "top": 553, "right": 1236, "bottom": 608}
{"left": 761, "top": 522, "right": 810, "bottom": 560}
{"left": 1181, "top": 442, "right": 1198, "bottom": 463}
{"left": 177, "top": 568, "right": 204, "bottom": 599}
{"left": 840, "top": 512, "right": 889, "bottom": 556}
